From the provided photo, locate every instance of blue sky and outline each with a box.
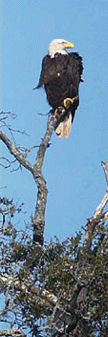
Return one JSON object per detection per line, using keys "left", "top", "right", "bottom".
{"left": 1, "top": 0, "right": 108, "bottom": 242}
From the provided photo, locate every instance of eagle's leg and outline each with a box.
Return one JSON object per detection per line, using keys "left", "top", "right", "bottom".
{"left": 54, "top": 106, "right": 66, "bottom": 116}
{"left": 63, "top": 96, "right": 79, "bottom": 109}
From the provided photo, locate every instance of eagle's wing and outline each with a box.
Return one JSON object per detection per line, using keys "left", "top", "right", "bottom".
{"left": 36, "top": 55, "right": 56, "bottom": 88}
{"left": 69, "top": 52, "right": 83, "bottom": 86}
{"left": 36, "top": 54, "right": 69, "bottom": 88}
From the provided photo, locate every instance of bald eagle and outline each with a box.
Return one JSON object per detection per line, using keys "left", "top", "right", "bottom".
{"left": 36, "top": 39, "right": 83, "bottom": 138}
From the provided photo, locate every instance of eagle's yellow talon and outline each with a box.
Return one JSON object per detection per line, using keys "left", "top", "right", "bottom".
{"left": 63, "top": 98, "right": 74, "bottom": 108}
{"left": 55, "top": 108, "right": 58, "bottom": 116}
{"left": 54, "top": 106, "right": 65, "bottom": 116}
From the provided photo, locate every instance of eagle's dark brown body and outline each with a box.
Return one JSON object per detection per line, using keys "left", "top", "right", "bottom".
{"left": 37, "top": 52, "right": 83, "bottom": 112}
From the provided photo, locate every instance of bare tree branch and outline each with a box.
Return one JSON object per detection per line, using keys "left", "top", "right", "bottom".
{"left": 0, "top": 113, "right": 57, "bottom": 245}
{"left": 0, "top": 130, "right": 33, "bottom": 172}
{"left": 101, "top": 161, "right": 108, "bottom": 190}
{"left": 32, "top": 114, "right": 57, "bottom": 244}
{"left": 83, "top": 161, "right": 108, "bottom": 252}
{"left": 0, "top": 328, "right": 26, "bottom": 337}
{"left": 0, "top": 111, "right": 17, "bottom": 121}
{"left": 0, "top": 273, "right": 57, "bottom": 307}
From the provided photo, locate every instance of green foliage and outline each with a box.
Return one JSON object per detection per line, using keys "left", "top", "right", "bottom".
{"left": 0, "top": 197, "right": 108, "bottom": 336}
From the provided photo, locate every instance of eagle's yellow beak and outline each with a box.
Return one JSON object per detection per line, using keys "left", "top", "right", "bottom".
{"left": 64, "top": 41, "right": 75, "bottom": 49}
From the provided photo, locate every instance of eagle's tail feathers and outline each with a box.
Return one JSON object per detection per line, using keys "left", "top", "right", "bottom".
{"left": 55, "top": 112, "right": 72, "bottom": 139}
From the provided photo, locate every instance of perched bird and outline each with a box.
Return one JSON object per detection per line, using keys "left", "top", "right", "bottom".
{"left": 36, "top": 39, "right": 83, "bottom": 138}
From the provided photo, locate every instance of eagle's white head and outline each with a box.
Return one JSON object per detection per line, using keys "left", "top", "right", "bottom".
{"left": 48, "top": 39, "right": 75, "bottom": 58}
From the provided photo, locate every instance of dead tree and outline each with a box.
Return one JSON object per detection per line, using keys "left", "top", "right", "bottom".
{"left": 0, "top": 111, "right": 58, "bottom": 245}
